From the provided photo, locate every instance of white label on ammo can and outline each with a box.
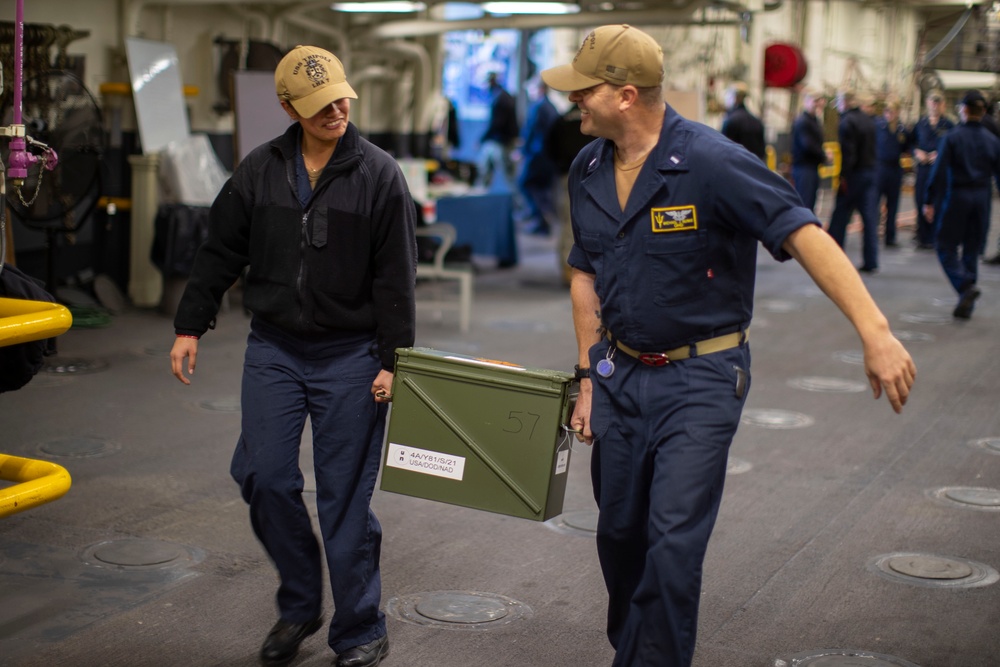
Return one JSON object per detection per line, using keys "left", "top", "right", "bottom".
{"left": 387, "top": 443, "right": 466, "bottom": 481}
{"left": 555, "top": 449, "right": 569, "bottom": 475}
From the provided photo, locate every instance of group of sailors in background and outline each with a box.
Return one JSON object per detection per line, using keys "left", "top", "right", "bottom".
{"left": 788, "top": 87, "right": 1000, "bottom": 319}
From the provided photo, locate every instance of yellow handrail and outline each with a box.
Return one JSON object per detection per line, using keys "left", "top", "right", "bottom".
{"left": 0, "top": 295, "right": 74, "bottom": 517}
{"left": 0, "top": 453, "right": 72, "bottom": 518}
{"left": 818, "top": 141, "right": 842, "bottom": 192}
{"left": 0, "top": 296, "right": 73, "bottom": 347}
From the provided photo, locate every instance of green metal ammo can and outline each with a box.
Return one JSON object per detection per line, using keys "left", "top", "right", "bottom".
{"left": 381, "top": 347, "right": 576, "bottom": 521}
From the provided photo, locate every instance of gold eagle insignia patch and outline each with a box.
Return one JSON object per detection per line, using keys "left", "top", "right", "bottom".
{"left": 651, "top": 206, "right": 697, "bottom": 233}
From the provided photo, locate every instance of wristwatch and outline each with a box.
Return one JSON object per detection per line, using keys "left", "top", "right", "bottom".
{"left": 573, "top": 364, "right": 590, "bottom": 381}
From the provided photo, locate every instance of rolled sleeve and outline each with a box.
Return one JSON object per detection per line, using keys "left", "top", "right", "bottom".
{"left": 761, "top": 210, "right": 821, "bottom": 261}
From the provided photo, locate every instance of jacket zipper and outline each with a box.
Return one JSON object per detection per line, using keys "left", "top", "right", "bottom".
{"left": 297, "top": 210, "right": 308, "bottom": 328}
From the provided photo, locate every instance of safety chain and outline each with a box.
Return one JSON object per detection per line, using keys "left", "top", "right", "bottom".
{"left": 16, "top": 159, "right": 45, "bottom": 207}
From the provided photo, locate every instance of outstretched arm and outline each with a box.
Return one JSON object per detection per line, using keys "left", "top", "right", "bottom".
{"left": 782, "top": 224, "right": 916, "bottom": 413}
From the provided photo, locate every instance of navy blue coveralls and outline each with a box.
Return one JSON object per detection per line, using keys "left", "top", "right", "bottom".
{"left": 912, "top": 114, "right": 954, "bottom": 246}
{"left": 925, "top": 120, "right": 1000, "bottom": 296}
{"left": 791, "top": 109, "right": 827, "bottom": 211}
{"left": 828, "top": 106, "right": 880, "bottom": 270}
{"left": 874, "top": 116, "right": 912, "bottom": 246}
{"left": 567, "top": 107, "right": 817, "bottom": 667}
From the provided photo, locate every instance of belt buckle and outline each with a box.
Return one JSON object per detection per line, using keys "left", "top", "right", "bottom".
{"left": 638, "top": 352, "right": 670, "bottom": 366}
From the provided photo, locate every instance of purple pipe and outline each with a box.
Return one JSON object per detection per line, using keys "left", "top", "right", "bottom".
{"left": 8, "top": 0, "right": 32, "bottom": 180}
{"left": 13, "top": 0, "right": 22, "bottom": 125}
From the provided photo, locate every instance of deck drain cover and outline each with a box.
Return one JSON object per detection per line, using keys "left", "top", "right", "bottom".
{"left": 82, "top": 538, "right": 203, "bottom": 570}
{"left": 969, "top": 437, "right": 1000, "bottom": 455}
{"left": 887, "top": 555, "right": 972, "bottom": 579}
{"left": 727, "top": 457, "right": 752, "bottom": 474}
{"left": 788, "top": 377, "right": 867, "bottom": 393}
{"left": 759, "top": 299, "right": 803, "bottom": 313}
{"left": 833, "top": 350, "right": 865, "bottom": 365}
{"left": 894, "top": 330, "right": 934, "bottom": 342}
{"left": 416, "top": 592, "right": 509, "bottom": 623}
{"left": 39, "top": 436, "right": 119, "bottom": 458}
{"left": 776, "top": 648, "right": 921, "bottom": 666}
{"left": 387, "top": 591, "right": 531, "bottom": 629}
{"left": 545, "top": 510, "right": 598, "bottom": 536}
{"left": 741, "top": 409, "right": 815, "bottom": 429}
{"left": 899, "top": 312, "right": 951, "bottom": 325}
{"left": 43, "top": 357, "right": 109, "bottom": 375}
{"left": 930, "top": 486, "right": 1000, "bottom": 510}
{"left": 870, "top": 552, "right": 998, "bottom": 588}
{"left": 195, "top": 396, "right": 242, "bottom": 412}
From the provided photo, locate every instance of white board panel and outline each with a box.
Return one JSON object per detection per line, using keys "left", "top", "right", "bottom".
{"left": 125, "top": 37, "right": 190, "bottom": 154}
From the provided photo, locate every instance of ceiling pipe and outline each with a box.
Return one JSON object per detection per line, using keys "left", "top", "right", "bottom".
{"left": 351, "top": 64, "right": 395, "bottom": 86}
{"left": 126, "top": 1, "right": 778, "bottom": 41}
{"left": 280, "top": 12, "right": 351, "bottom": 64}
{"left": 379, "top": 40, "right": 432, "bottom": 133}
{"left": 350, "top": 64, "right": 400, "bottom": 133}
{"left": 280, "top": 4, "right": 349, "bottom": 45}
{"left": 125, "top": 0, "right": 149, "bottom": 36}
{"left": 227, "top": 6, "right": 273, "bottom": 42}
{"left": 921, "top": 5, "right": 974, "bottom": 66}
{"left": 125, "top": 0, "right": 314, "bottom": 37}
{"left": 366, "top": 3, "right": 748, "bottom": 39}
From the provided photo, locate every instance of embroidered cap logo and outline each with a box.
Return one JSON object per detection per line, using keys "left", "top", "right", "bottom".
{"left": 304, "top": 56, "right": 328, "bottom": 88}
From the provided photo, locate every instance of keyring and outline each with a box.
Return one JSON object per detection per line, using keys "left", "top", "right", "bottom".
{"left": 560, "top": 423, "right": 592, "bottom": 450}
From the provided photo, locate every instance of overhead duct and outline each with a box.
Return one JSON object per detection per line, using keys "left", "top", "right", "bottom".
{"left": 279, "top": 11, "right": 350, "bottom": 64}
{"left": 366, "top": 2, "right": 766, "bottom": 39}
{"left": 126, "top": 0, "right": 308, "bottom": 37}
{"left": 126, "top": 0, "right": 777, "bottom": 42}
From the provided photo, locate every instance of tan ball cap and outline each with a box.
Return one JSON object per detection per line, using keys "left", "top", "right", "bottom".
{"left": 541, "top": 24, "right": 664, "bottom": 93}
{"left": 275, "top": 45, "right": 357, "bottom": 118}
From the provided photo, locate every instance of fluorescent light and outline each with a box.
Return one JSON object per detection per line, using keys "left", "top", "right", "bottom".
{"left": 331, "top": 1, "right": 426, "bottom": 12}
{"left": 482, "top": 2, "right": 580, "bottom": 14}
{"left": 440, "top": 2, "right": 486, "bottom": 20}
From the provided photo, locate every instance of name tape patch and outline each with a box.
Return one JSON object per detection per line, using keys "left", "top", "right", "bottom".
{"left": 386, "top": 443, "right": 466, "bottom": 481}
{"left": 651, "top": 206, "right": 697, "bottom": 233}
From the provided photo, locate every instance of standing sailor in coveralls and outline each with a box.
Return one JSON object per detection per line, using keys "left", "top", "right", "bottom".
{"left": 874, "top": 101, "right": 912, "bottom": 248}
{"left": 542, "top": 24, "right": 916, "bottom": 667}
{"left": 827, "top": 90, "right": 881, "bottom": 273}
{"left": 791, "top": 89, "right": 828, "bottom": 212}
{"left": 912, "top": 92, "right": 954, "bottom": 249}
{"left": 924, "top": 89, "right": 1000, "bottom": 319}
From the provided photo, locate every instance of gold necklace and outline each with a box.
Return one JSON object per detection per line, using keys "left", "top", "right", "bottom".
{"left": 614, "top": 147, "right": 650, "bottom": 172}
{"left": 615, "top": 144, "right": 653, "bottom": 168}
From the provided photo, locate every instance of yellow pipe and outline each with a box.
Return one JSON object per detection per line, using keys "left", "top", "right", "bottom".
{"left": 0, "top": 454, "right": 72, "bottom": 518}
{"left": 0, "top": 297, "right": 73, "bottom": 347}
{"left": 819, "top": 141, "right": 842, "bottom": 192}
{"left": 0, "top": 297, "right": 74, "bottom": 516}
